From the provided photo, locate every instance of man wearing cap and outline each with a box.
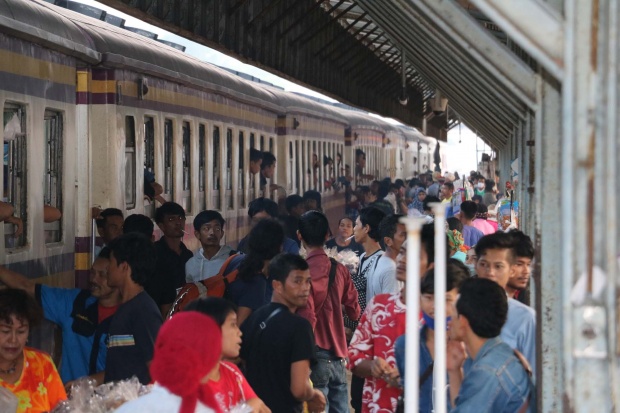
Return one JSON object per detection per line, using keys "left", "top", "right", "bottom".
{"left": 185, "top": 210, "right": 236, "bottom": 283}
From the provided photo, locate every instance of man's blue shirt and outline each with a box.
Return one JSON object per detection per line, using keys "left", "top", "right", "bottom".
{"left": 36, "top": 285, "right": 109, "bottom": 382}
{"left": 501, "top": 298, "right": 536, "bottom": 374}
{"left": 452, "top": 337, "right": 531, "bottom": 413}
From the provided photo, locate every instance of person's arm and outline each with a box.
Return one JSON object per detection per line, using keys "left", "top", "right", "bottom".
{"left": 43, "top": 205, "right": 62, "bottom": 223}
{"left": 352, "top": 356, "right": 399, "bottom": 381}
{"left": 348, "top": 300, "right": 377, "bottom": 377}
{"left": 341, "top": 267, "right": 361, "bottom": 321}
{"left": 0, "top": 201, "right": 14, "bottom": 220}
{"left": 446, "top": 340, "right": 467, "bottom": 408}
{"left": 246, "top": 397, "right": 271, "bottom": 413}
{"left": 518, "top": 312, "right": 537, "bottom": 374}
{"left": 290, "top": 359, "right": 315, "bottom": 401}
{"left": 237, "top": 306, "right": 253, "bottom": 327}
{"left": 4, "top": 215, "right": 23, "bottom": 237}
{"left": 0, "top": 266, "right": 35, "bottom": 296}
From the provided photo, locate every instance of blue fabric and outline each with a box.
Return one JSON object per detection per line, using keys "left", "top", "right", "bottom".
{"left": 311, "top": 349, "right": 349, "bottom": 413}
{"left": 501, "top": 298, "right": 537, "bottom": 374}
{"left": 37, "top": 285, "right": 107, "bottom": 383}
{"left": 452, "top": 337, "right": 531, "bottom": 413}
{"left": 461, "top": 225, "right": 484, "bottom": 247}
{"left": 395, "top": 328, "right": 442, "bottom": 413}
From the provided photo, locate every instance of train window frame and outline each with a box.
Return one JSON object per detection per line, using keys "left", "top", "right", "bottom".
{"left": 212, "top": 124, "right": 222, "bottom": 211}
{"left": 237, "top": 130, "right": 246, "bottom": 209}
{"left": 44, "top": 109, "right": 63, "bottom": 244}
{"left": 294, "top": 140, "right": 300, "bottom": 195}
{"left": 164, "top": 119, "right": 174, "bottom": 200}
{"left": 3, "top": 103, "right": 28, "bottom": 249}
{"left": 143, "top": 116, "right": 155, "bottom": 218}
{"left": 288, "top": 140, "right": 294, "bottom": 193}
{"left": 198, "top": 123, "right": 206, "bottom": 212}
{"left": 124, "top": 116, "right": 137, "bottom": 210}
{"left": 181, "top": 121, "right": 192, "bottom": 213}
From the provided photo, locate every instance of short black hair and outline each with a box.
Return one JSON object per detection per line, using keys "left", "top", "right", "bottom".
{"left": 423, "top": 196, "right": 441, "bottom": 211}
{"left": 123, "top": 214, "right": 154, "bottom": 239}
{"left": 442, "top": 182, "right": 454, "bottom": 191}
{"left": 379, "top": 214, "right": 404, "bottom": 241}
{"left": 184, "top": 297, "right": 238, "bottom": 327}
{"left": 193, "top": 210, "right": 225, "bottom": 231}
{"left": 447, "top": 217, "right": 463, "bottom": 233}
{"left": 475, "top": 232, "right": 516, "bottom": 264}
{"left": 359, "top": 207, "right": 386, "bottom": 242}
{"left": 285, "top": 195, "right": 304, "bottom": 213}
{"left": 485, "top": 179, "right": 495, "bottom": 192}
{"left": 238, "top": 219, "right": 284, "bottom": 281}
{"left": 248, "top": 197, "right": 279, "bottom": 218}
{"left": 472, "top": 194, "right": 483, "bottom": 203}
{"left": 107, "top": 232, "right": 156, "bottom": 286}
{"left": 302, "top": 190, "right": 322, "bottom": 211}
{"left": 394, "top": 179, "right": 405, "bottom": 188}
{"left": 477, "top": 203, "right": 488, "bottom": 214}
{"left": 460, "top": 201, "right": 478, "bottom": 220}
{"left": 0, "top": 289, "right": 43, "bottom": 327}
{"left": 96, "top": 208, "right": 123, "bottom": 229}
{"left": 155, "top": 202, "right": 185, "bottom": 223}
{"left": 269, "top": 253, "right": 309, "bottom": 284}
{"left": 298, "top": 211, "right": 329, "bottom": 247}
{"left": 508, "top": 230, "right": 535, "bottom": 259}
{"left": 355, "top": 149, "right": 365, "bottom": 159}
{"left": 421, "top": 259, "right": 470, "bottom": 295}
{"left": 377, "top": 180, "right": 390, "bottom": 199}
{"left": 261, "top": 152, "right": 276, "bottom": 169}
{"left": 456, "top": 278, "right": 508, "bottom": 338}
{"left": 358, "top": 186, "right": 371, "bottom": 196}
{"left": 250, "top": 148, "right": 263, "bottom": 163}
{"left": 97, "top": 246, "right": 111, "bottom": 260}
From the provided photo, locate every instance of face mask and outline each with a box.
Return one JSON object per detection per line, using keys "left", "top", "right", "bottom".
{"left": 465, "top": 263, "right": 477, "bottom": 276}
{"left": 477, "top": 182, "right": 484, "bottom": 189}
{"left": 422, "top": 311, "right": 452, "bottom": 331}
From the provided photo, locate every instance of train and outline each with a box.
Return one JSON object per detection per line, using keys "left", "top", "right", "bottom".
{"left": 0, "top": 0, "right": 446, "bottom": 292}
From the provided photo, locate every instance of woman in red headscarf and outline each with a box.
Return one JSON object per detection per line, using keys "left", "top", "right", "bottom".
{"left": 115, "top": 312, "right": 222, "bottom": 413}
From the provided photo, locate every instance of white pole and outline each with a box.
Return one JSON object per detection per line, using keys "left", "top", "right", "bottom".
{"left": 431, "top": 202, "right": 448, "bottom": 413}
{"left": 399, "top": 216, "right": 425, "bottom": 413}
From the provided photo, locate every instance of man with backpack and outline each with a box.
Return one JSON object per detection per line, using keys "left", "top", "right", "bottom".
{"left": 297, "top": 211, "right": 360, "bottom": 413}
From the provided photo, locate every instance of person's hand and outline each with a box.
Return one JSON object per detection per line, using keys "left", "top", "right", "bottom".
{"left": 5, "top": 216, "right": 23, "bottom": 237}
{"left": 306, "top": 389, "right": 326, "bottom": 413}
{"left": 446, "top": 340, "right": 466, "bottom": 372}
{"left": 246, "top": 397, "right": 271, "bottom": 413}
{"left": 370, "top": 357, "right": 399, "bottom": 383}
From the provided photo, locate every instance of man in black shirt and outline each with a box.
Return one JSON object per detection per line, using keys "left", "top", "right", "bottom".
{"left": 240, "top": 253, "right": 326, "bottom": 413}
{"left": 146, "top": 202, "right": 193, "bottom": 317}
{"left": 104, "top": 233, "right": 162, "bottom": 384}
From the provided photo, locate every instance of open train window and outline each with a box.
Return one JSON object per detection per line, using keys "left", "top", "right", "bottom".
{"left": 260, "top": 135, "right": 265, "bottom": 151}
{"left": 44, "top": 110, "right": 63, "bottom": 243}
{"left": 249, "top": 133, "right": 256, "bottom": 193}
{"left": 213, "top": 126, "right": 221, "bottom": 210}
{"left": 226, "top": 128, "right": 233, "bottom": 210}
{"left": 238, "top": 131, "right": 245, "bottom": 208}
{"left": 288, "top": 141, "right": 294, "bottom": 192}
{"left": 124, "top": 116, "right": 136, "bottom": 209}
{"left": 295, "top": 141, "right": 300, "bottom": 193}
{"left": 181, "top": 121, "right": 191, "bottom": 213}
{"left": 198, "top": 124, "right": 206, "bottom": 211}
{"left": 143, "top": 117, "right": 155, "bottom": 217}
{"left": 164, "top": 119, "right": 173, "bottom": 199}
{"left": 3, "top": 104, "right": 27, "bottom": 249}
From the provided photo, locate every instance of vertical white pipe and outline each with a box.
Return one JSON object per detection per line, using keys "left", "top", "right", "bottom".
{"left": 400, "top": 217, "right": 425, "bottom": 413}
{"left": 91, "top": 218, "right": 97, "bottom": 264}
{"left": 431, "top": 202, "right": 448, "bottom": 413}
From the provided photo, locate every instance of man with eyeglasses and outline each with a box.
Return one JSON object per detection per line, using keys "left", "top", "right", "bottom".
{"left": 146, "top": 202, "right": 193, "bottom": 317}
{"left": 185, "top": 210, "right": 236, "bottom": 283}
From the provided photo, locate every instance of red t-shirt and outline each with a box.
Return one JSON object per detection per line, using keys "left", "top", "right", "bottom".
{"left": 207, "top": 361, "right": 257, "bottom": 411}
{"left": 98, "top": 303, "right": 119, "bottom": 324}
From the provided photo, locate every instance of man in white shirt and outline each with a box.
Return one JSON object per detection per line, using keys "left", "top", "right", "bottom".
{"left": 366, "top": 214, "right": 404, "bottom": 301}
{"left": 185, "top": 210, "right": 235, "bottom": 283}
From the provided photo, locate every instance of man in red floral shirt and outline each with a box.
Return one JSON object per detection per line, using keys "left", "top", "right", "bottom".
{"left": 348, "top": 224, "right": 436, "bottom": 413}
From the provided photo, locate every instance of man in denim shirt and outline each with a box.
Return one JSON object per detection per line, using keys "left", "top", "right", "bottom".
{"left": 447, "top": 278, "right": 531, "bottom": 413}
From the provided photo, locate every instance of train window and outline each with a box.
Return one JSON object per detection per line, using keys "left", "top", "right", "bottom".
{"left": 143, "top": 117, "right": 155, "bottom": 218}
{"left": 226, "top": 128, "right": 233, "bottom": 210}
{"left": 44, "top": 110, "right": 63, "bottom": 243}
{"left": 238, "top": 131, "right": 245, "bottom": 208}
{"left": 288, "top": 142, "right": 293, "bottom": 192}
{"left": 182, "top": 122, "right": 191, "bottom": 213}
{"left": 125, "top": 116, "right": 136, "bottom": 209}
{"left": 198, "top": 124, "right": 206, "bottom": 211}
{"left": 164, "top": 119, "right": 173, "bottom": 198}
{"left": 213, "top": 126, "right": 221, "bottom": 210}
{"left": 2, "top": 104, "right": 27, "bottom": 248}
{"left": 249, "top": 133, "right": 256, "bottom": 193}
{"left": 260, "top": 135, "right": 265, "bottom": 151}
{"left": 301, "top": 140, "right": 307, "bottom": 193}
{"left": 295, "top": 141, "right": 300, "bottom": 193}
{"left": 269, "top": 138, "right": 273, "bottom": 154}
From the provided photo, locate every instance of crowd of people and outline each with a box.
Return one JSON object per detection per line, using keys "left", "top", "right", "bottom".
{"left": 0, "top": 163, "right": 537, "bottom": 413}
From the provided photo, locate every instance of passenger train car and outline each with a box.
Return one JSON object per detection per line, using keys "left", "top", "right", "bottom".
{"left": 0, "top": 0, "right": 445, "bottom": 291}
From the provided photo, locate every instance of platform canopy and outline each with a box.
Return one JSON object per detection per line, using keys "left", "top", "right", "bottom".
{"left": 88, "top": 0, "right": 540, "bottom": 145}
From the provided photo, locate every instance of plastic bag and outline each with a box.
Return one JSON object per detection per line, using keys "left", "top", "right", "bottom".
{"left": 0, "top": 387, "right": 18, "bottom": 413}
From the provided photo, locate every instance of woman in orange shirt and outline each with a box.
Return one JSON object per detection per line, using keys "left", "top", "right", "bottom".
{"left": 0, "top": 289, "right": 66, "bottom": 413}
